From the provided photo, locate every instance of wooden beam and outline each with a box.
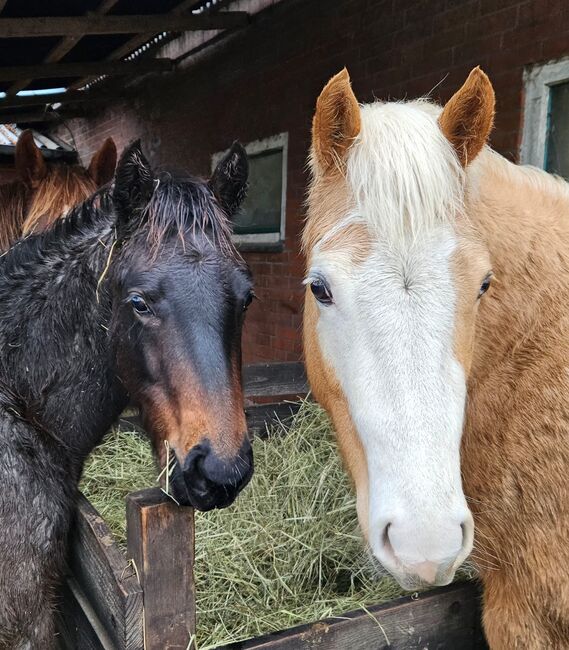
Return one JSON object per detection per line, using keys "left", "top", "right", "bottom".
{"left": 127, "top": 488, "right": 196, "bottom": 650}
{"left": 6, "top": 0, "right": 121, "bottom": 96}
{"left": 69, "top": 493, "right": 144, "bottom": 649}
{"left": 0, "top": 111, "right": 60, "bottom": 124}
{"left": 243, "top": 362, "right": 308, "bottom": 399}
{"left": 216, "top": 582, "right": 486, "bottom": 650}
{"left": 0, "top": 58, "right": 173, "bottom": 83}
{"left": 69, "top": 0, "right": 206, "bottom": 91}
{"left": 0, "top": 13, "right": 249, "bottom": 38}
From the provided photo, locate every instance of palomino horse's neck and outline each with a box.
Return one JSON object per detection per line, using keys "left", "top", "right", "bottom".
{"left": 462, "top": 147, "right": 569, "bottom": 572}
{"left": 466, "top": 149, "right": 569, "bottom": 381}
{"left": 0, "top": 191, "right": 126, "bottom": 464}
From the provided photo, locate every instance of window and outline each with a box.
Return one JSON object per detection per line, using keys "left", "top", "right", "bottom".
{"left": 212, "top": 133, "right": 288, "bottom": 249}
{"left": 521, "top": 58, "right": 569, "bottom": 179}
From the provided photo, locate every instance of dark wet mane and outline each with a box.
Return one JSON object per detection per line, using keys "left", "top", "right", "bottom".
{"left": 1, "top": 173, "right": 239, "bottom": 274}
{"left": 143, "top": 172, "right": 236, "bottom": 257}
{"left": 0, "top": 188, "right": 113, "bottom": 273}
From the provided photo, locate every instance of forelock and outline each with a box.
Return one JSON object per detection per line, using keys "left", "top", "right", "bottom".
{"left": 346, "top": 100, "right": 465, "bottom": 243}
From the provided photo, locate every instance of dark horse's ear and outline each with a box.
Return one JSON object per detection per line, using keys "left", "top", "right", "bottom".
{"left": 210, "top": 142, "right": 249, "bottom": 216}
{"left": 112, "top": 140, "right": 154, "bottom": 235}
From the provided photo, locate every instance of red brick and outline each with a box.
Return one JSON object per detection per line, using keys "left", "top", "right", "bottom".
{"left": 45, "top": 0, "right": 569, "bottom": 362}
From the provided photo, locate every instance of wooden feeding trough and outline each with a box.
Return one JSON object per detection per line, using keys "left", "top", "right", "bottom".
{"left": 57, "top": 362, "right": 488, "bottom": 650}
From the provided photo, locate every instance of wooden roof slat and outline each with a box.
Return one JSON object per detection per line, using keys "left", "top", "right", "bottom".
{"left": 0, "top": 13, "right": 249, "bottom": 38}
{"left": 0, "top": 110, "right": 61, "bottom": 124}
{"left": 68, "top": 0, "right": 206, "bottom": 92}
{"left": 6, "top": 0, "right": 122, "bottom": 96}
{"left": 0, "top": 59, "right": 174, "bottom": 82}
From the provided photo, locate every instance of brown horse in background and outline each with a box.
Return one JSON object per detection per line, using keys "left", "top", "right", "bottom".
{"left": 304, "top": 67, "right": 569, "bottom": 648}
{"left": 0, "top": 130, "right": 116, "bottom": 251}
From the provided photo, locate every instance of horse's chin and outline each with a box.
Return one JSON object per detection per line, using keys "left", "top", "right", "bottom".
{"left": 382, "top": 561, "right": 457, "bottom": 591}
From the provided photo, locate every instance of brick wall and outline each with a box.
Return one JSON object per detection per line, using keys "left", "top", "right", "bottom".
{"left": 50, "top": 0, "right": 569, "bottom": 363}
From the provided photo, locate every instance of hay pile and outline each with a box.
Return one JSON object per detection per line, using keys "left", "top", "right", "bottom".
{"left": 81, "top": 401, "right": 409, "bottom": 649}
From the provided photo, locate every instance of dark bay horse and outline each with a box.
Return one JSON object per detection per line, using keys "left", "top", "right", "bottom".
{"left": 0, "top": 140, "right": 253, "bottom": 648}
{"left": 0, "top": 129, "right": 116, "bottom": 251}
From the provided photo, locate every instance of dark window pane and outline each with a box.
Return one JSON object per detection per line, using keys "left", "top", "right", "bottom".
{"left": 545, "top": 82, "right": 569, "bottom": 179}
{"left": 234, "top": 148, "right": 283, "bottom": 235}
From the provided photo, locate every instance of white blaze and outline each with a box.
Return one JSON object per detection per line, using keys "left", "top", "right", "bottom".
{"left": 310, "top": 226, "right": 472, "bottom": 587}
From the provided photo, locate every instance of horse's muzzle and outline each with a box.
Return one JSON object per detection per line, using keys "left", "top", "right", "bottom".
{"left": 169, "top": 437, "right": 254, "bottom": 510}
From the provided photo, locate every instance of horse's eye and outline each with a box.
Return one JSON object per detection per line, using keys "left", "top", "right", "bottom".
{"left": 479, "top": 272, "right": 493, "bottom": 299}
{"left": 130, "top": 294, "right": 152, "bottom": 315}
{"left": 310, "top": 279, "right": 333, "bottom": 305}
{"left": 243, "top": 291, "right": 255, "bottom": 311}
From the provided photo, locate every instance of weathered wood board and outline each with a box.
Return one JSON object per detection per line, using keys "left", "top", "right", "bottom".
{"left": 67, "top": 494, "right": 144, "bottom": 649}
{"left": 127, "top": 488, "right": 196, "bottom": 650}
{"left": 243, "top": 362, "right": 308, "bottom": 398}
{"left": 217, "top": 582, "right": 487, "bottom": 650}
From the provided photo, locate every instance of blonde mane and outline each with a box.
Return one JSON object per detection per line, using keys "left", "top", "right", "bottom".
{"left": 470, "top": 146, "right": 569, "bottom": 204}
{"left": 346, "top": 100, "right": 465, "bottom": 242}
{"left": 304, "top": 99, "right": 467, "bottom": 257}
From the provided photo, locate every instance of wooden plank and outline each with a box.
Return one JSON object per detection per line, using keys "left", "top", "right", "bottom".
{"left": 0, "top": 13, "right": 249, "bottom": 38}
{"left": 127, "top": 488, "right": 196, "bottom": 650}
{"left": 243, "top": 362, "right": 307, "bottom": 398}
{"left": 56, "top": 578, "right": 109, "bottom": 650}
{"left": 5, "top": 0, "right": 122, "bottom": 96}
{"left": 245, "top": 402, "right": 300, "bottom": 436}
{"left": 0, "top": 59, "right": 173, "bottom": 82}
{"left": 0, "top": 110, "right": 62, "bottom": 124}
{"left": 216, "top": 582, "right": 487, "bottom": 650}
{"left": 69, "top": 0, "right": 206, "bottom": 91}
{"left": 69, "top": 494, "right": 144, "bottom": 650}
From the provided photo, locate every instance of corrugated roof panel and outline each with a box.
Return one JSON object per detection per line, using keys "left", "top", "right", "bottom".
{"left": 0, "top": 124, "right": 73, "bottom": 151}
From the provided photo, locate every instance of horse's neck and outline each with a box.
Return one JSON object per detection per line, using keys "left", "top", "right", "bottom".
{"left": 466, "top": 148, "right": 569, "bottom": 413}
{"left": 0, "top": 203, "right": 128, "bottom": 466}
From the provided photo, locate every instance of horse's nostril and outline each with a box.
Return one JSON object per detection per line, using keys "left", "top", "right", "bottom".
{"left": 199, "top": 437, "right": 253, "bottom": 487}
{"left": 382, "top": 522, "right": 392, "bottom": 545}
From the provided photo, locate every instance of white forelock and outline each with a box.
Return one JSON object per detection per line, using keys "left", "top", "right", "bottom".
{"left": 346, "top": 99, "right": 464, "bottom": 243}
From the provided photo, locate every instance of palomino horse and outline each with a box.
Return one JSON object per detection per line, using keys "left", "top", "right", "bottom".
{"left": 0, "top": 140, "right": 253, "bottom": 648}
{"left": 0, "top": 129, "right": 116, "bottom": 250}
{"left": 303, "top": 67, "right": 569, "bottom": 649}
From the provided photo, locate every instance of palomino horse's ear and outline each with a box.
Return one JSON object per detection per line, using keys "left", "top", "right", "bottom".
{"left": 312, "top": 68, "right": 361, "bottom": 173}
{"left": 210, "top": 141, "right": 249, "bottom": 216}
{"left": 112, "top": 140, "right": 154, "bottom": 229}
{"left": 439, "top": 67, "right": 495, "bottom": 167}
{"left": 88, "top": 137, "right": 117, "bottom": 187}
{"left": 15, "top": 129, "right": 47, "bottom": 188}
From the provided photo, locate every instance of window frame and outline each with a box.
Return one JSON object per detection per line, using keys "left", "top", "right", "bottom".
{"left": 211, "top": 132, "right": 288, "bottom": 249}
{"left": 521, "top": 57, "right": 569, "bottom": 169}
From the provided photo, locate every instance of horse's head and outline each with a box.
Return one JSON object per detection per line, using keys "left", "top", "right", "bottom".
{"left": 304, "top": 68, "right": 495, "bottom": 589}
{"left": 109, "top": 141, "right": 253, "bottom": 511}
{"left": 17, "top": 129, "right": 117, "bottom": 235}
